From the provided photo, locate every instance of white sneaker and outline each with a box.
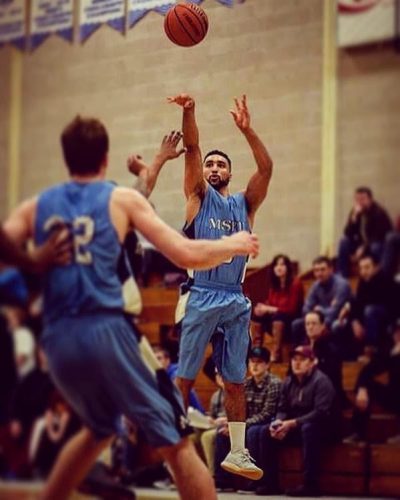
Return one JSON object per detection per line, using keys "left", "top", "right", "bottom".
{"left": 221, "top": 449, "right": 263, "bottom": 480}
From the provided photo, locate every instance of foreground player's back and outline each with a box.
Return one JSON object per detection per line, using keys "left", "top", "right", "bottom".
{"left": 35, "top": 180, "right": 124, "bottom": 325}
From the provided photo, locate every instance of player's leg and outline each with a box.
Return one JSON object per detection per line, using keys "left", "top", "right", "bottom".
{"left": 160, "top": 437, "right": 217, "bottom": 500}
{"left": 40, "top": 427, "right": 112, "bottom": 500}
{"left": 176, "top": 287, "right": 220, "bottom": 408}
{"left": 217, "top": 298, "right": 263, "bottom": 480}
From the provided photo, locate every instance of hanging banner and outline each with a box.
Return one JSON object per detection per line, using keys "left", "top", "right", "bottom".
{"left": 80, "top": 0, "right": 125, "bottom": 42}
{"left": 128, "top": 0, "right": 231, "bottom": 29}
{"left": 129, "top": 1, "right": 174, "bottom": 27}
{"left": 30, "top": 0, "right": 74, "bottom": 50}
{"left": 338, "top": 0, "right": 395, "bottom": 47}
{"left": 0, "top": 0, "right": 26, "bottom": 50}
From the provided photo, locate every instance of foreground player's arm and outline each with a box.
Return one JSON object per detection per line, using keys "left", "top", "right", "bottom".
{"left": 167, "top": 94, "right": 206, "bottom": 202}
{"left": 127, "top": 131, "right": 185, "bottom": 198}
{"left": 112, "top": 188, "right": 259, "bottom": 270}
{"left": 3, "top": 198, "right": 71, "bottom": 271}
{"left": 231, "top": 95, "right": 273, "bottom": 225}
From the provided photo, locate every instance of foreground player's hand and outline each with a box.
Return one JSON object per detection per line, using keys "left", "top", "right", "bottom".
{"left": 167, "top": 94, "right": 195, "bottom": 109}
{"left": 30, "top": 228, "right": 72, "bottom": 271}
{"left": 159, "top": 130, "right": 186, "bottom": 160}
{"left": 127, "top": 154, "right": 148, "bottom": 176}
{"left": 230, "top": 94, "right": 250, "bottom": 132}
{"left": 228, "top": 231, "right": 259, "bottom": 259}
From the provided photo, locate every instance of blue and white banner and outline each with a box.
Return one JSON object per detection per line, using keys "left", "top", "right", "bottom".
{"left": 128, "top": 1, "right": 175, "bottom": 28}
{"left": 80, "top": 0, "right": 125, "bottom": 42}
{"left": 30, "top": 0, "right": 74, "bottom": 50}
{"left": 0, "top": 0, "right": 26, "bottom": 50}
{"left": 128, "top": 0, "right": 233, "bottom": 29}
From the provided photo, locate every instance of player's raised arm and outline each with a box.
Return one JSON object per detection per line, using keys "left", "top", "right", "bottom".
{"left": 231, "top": 95, "right": 273, "bottom": 225}
{"left": 167, "top": 94, "right": 206, "bottom": 201}
{"left": 112, "top": 188, "right": 258, "bottom": 270}
{"left": 127, "top": 130, "right": 185, "bottom": 198}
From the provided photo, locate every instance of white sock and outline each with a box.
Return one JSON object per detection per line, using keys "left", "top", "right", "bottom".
{"left": 228, "top": 422, "right": 246, "bottom": 453}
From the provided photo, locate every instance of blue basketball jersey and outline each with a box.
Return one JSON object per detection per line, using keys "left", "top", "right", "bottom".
{"left": 35, "top": 181, "right": 124, "bottom": 325}
{"left": 184, "top": 186, "right": 250, "bottom": 287}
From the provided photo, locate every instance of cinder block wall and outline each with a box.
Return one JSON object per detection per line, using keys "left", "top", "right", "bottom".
{"left": 10, "top": 1, "right": 400, "bottom": 269}
{"left": 337, "top": 44, "right": 400, "bottom": 241}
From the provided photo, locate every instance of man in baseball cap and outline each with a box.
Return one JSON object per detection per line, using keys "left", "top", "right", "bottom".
{"left": 255, "top": 344, "right": 336, "bottom": 497}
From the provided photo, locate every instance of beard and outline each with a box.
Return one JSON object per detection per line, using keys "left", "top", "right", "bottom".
{"left": 207, "top": 176, "right": 230, "bottom": 191}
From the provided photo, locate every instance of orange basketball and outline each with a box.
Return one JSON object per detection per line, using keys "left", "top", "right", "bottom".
{"left": 164, "top": 3, "right": 208, "bottom": 47}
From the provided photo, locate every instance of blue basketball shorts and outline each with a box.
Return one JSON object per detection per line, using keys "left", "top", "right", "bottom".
{"left": 41, "top": 312, "right": 183, "bottom": 446}
{"left": 177, "top": 284, "right": 251, "bottom": 383}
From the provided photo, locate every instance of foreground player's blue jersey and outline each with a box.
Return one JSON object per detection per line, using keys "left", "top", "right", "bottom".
{"left": 184, "top": 186, "right": 250, "bottom": 287}
{"left": 35, "top": 181, "right": 124, "bottom": 325}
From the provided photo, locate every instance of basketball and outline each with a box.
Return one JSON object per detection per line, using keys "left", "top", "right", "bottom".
{"left": 164, "top": 3, "right": 208, "bottom": 47}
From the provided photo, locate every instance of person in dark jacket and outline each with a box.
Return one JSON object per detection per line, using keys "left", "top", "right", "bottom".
{"left": 344, "top": 319, "right": 400, "bottom": 444}
{"left": 338, "top": 187, "right": 393, "bottom": 277}
{"left": 255, "top": 346, "right": 337, "bottom": 497}
{"left": 304, "top": 311, "right": 346, "bottom": 406}
{"left": 351, "top": 254, "right": 396, "bottom": 353}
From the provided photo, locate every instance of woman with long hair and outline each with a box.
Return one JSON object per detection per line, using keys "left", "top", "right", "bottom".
{"left": 252, "top": 254, "right": 303, "bottom": 362}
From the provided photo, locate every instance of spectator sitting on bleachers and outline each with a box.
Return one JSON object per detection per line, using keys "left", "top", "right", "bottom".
{"left": 8, "top": 349, "right": 54, "bottom": 473}
{"left": 30, "top": 392, "right": 81, "bottom": 478}
{"left": 291, "top": 256, "right": 352, "bottom": 346}
{"left": 337, "top": 187, "right": 393, "bottom": 278}
{"left": 255, "top": 345, "right": 337, "bottom": 497}
{"left": 213, "top": 347, "right": 281, "bottom": 492}
{"left": 304, "top": 311, "right": 346, "bottom": 407}
{"left": 3, "top": 306, "right": 36, "bottom": 379}
{"left": 381, "top": 215, "right": 400, "bottom": 280}
{"left": 344, "top": 318, "right": 400, "bottom": 445}
{"left": 252, "top": 254, "right": 303, "bottom": 361}
{"left": 152, "top": 345, "right": 204, "bottom": 413}
{"left": 0, "top": 312, "right": 17, "bottom": 427}
{"left": 350, "top": 254, "right": 396, "bottom": 359}
{"left": 200, "top": 369, "right": 226, "bottom": 475}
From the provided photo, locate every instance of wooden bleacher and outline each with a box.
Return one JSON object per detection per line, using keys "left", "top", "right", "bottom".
{"left": 136, "top": 270, "right": 400, "bottom": 497}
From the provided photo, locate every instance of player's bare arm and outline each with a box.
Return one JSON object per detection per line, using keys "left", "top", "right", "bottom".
{"left": 231, "top": 95, "right": 273, "bottom": 226}
{"left": 167, "top": 94, "right": 206, "bottom": 222}
{"left": 3, "top": 198, "right": 71, "bottom": 271}
{"left": 127, "top": 130, "right": 185, "bottom": 198}
{"left": 110, "top": 187, "right": 259, "bottom": 270}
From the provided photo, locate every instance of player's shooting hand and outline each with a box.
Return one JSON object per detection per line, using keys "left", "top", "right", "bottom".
{"left": 30, "top": 228, "right": 72, "bottom": 271}
{"left": 228, "top": 231, "right": 259, "bottom": 259}
{"left": 159, "top": 130, "right": 186, "bottom": 160}
{"left": 167, "top": 94, "right": 195, "bottom": 109}
{"left": 127, "top": 154, "right": 148, "bottom": 176}
{"left": 230, "top": 94, "right": 250, "bottom": 132}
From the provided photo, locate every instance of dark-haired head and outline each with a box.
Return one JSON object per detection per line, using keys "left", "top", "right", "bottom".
{"left": 355, "top": 186, "right": 373, "bottom": 199}
{"left": 269, "top": 254, "right": 293, "bottom": 290}
{"left": 204, "top": 150, "right": 232, "bottom": 171}
{"left": 61, "top": 116, "right": 109, "bottom": 176}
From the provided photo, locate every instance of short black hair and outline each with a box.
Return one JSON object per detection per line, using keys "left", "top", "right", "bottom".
{"left": 359, "top": 252, "right": 379, "bottom": 265}
{"left": 355, "top": 186, "right": 373, "bottom": 198}
{"left": 312, "top": 256, "right": 332, "bottom": 267}
{"left": 61, "top": 115, "right": 109, "bottom": 176}
{"left": 306, "top": 310, "right": 325, "bottom": 324}
{"left": 203, "top": 150, "right": 232, "bottom": 170}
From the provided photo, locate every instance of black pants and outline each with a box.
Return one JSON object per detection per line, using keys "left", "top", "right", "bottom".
{"left": 258, "top": 420, "right": 330, "bottom": 489}
{"left": 352, "top": 381, "right": 400, "bottom": 439}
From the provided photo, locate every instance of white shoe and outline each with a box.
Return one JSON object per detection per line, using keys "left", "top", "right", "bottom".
{"left": 221, "top": 449, "right": 263, "bottom": 480}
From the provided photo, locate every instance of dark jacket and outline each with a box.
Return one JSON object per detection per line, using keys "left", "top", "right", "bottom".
{"left": 276, "top": 368, "right": 336, "bottom": 426}
{"left": 352, "top": 270, "right": 396, "bottom": 321}
{"left": 344, "top": 202, "right": 393, "bottom": 246}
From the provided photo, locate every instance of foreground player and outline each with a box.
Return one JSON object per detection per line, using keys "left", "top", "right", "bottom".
{"left": 4, "top": 116, "right": 259, "bottom": 500}
{"left": 168, "top": 93, "right": 273, "bottom": 480}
